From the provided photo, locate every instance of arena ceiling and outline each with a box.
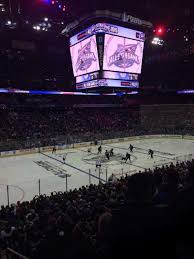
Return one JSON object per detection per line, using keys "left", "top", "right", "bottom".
{"left": 1, "top": 0, "right": 194, "bottom": 26}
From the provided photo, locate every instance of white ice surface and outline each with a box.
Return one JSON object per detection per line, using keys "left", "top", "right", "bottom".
{"left": 1, "top": 137, "right": 194, "bottom": 206}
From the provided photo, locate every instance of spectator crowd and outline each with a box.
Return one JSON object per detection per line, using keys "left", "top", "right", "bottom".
{"left": 0, "top": 159, "right": 194, "bottom": 259}
{"left": 1, "top": 103, "right": 194, "bottom": 152}
{"left": 0, "top": 107, "right": 139, "bottom": 151}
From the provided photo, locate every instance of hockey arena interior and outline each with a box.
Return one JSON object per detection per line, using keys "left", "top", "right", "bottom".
{"left": 1, "top": 1, "right": 194, "bottom": 259}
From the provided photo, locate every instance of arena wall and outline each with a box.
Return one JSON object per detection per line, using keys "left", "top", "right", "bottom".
{"left": 0, "top": 134, "right": 193, "bottom": 158}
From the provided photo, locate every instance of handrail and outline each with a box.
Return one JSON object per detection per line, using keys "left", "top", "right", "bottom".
{"left": 6, "top": 248, "right": 29, "bottom": 259}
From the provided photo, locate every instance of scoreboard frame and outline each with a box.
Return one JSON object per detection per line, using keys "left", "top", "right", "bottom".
{"left": 69, "top": 22, "right": 145, "bottom": 91}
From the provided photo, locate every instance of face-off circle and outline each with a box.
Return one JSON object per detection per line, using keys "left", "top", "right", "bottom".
{"left": 82, "top": 152, "right": 137, "bottom": 166}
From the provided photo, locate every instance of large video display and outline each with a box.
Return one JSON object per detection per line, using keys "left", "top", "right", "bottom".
{"left": 76, "top": 79, "right": 139, "bottom": 90}
{"left": 76, "top": 71, "right": 100, "bottom": 83}
{"left": 70, "top": 35, "right": 100, "bottom": 77}
{"left": 103, "top": 34, "right": 144, "bottom": 74}
{"left": 102, "top": 71, "right": 138, "bottom": 81}
{"left": 69, "top": 23, "right": 145, "bottom": 46}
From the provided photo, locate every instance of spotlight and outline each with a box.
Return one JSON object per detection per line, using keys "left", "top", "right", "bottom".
{"left": 151, "top": 37, "right": 164, "bottom": 46}
{"left": 155, "top": 26, "right": 165, "bottom": 36}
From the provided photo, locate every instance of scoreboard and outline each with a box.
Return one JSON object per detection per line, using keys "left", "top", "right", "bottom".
{"left": 69, "top": 23, "right": 145, "bottom": 90}
{"left": 76, "top": 79, "right": 139, "bottom": 90}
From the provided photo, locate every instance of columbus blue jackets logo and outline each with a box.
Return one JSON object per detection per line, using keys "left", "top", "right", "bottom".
{"left": 108, "top": 44, "right": 140, "bottom": 68}
{"left": 76, "top": 40, "right": 97, "bottom": 72}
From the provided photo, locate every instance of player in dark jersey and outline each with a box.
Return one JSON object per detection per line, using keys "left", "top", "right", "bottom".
{"left": 63, "top": 153, "right": 67, "bottom": 163}
{"left": 52, "top": 146, "right": 56, "bottom": 154}
{"left": 129, "top": 144, "right": 134, "bottom": 153}
{"left": 105, "top": 150, "right": 110, "bottom": 160}
{"left": 125, "top": 152, "right": 131, "bottom": 162}
{"left": 98, "top": 145, "right": 102, "bottom": 154}
{"left": 110, "top": 148, "right": 114, "bottom": 157}
{"left": 148, "top": 149, "right": 154, "bottom": 158}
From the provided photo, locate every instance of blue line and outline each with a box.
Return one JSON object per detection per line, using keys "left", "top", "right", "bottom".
{"left": 40, "top": 152, "right": 106, "bottom": 183}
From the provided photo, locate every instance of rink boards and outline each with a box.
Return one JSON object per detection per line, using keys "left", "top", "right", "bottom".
{"left": 1, "top": 134, "right": 193, "bottom": 158}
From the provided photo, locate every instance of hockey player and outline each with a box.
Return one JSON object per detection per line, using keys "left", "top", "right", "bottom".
{"left": 96, "top": 160, "right": 101, "bottom": 169}
{"left": 125, "top": 152, "right": 131, "bottom": 163}
{"left": 122, "top": 155, "right": 126, "bottom": 162}
{"left": 110, "top": 148, "right": 114, "bottom": 157}
{"left": 148, "top": 149, "right": 154, "bottom": 158}
{"left": 63, "top": 153, "right": 67, "bottom": 163}
{"left": 52, "top": 146, "right": 56, "bottom": 154}
{"left": 105, "top": 150, "right": 110, "bottom": 160}
{"left": 98, "top": 145, "right": 102, "bottom": 154}
{"left": 129, "top": 144, "right": 134, "bottom": 153}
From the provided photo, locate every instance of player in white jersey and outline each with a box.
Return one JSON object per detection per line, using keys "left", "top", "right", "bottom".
{"left": 88, "top": 147, "right": 92, "bottom": 153}
{"left": 96, "top": 160, "right": 102, "bottom": 169}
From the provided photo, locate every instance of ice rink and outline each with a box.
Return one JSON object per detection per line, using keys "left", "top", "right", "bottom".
{"left": 1, "top": 136, "right": 194, "bottom": 206}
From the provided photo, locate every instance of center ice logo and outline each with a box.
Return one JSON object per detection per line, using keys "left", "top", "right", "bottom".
{"left": 76, "top": 40, "right": 97, "bottom": 72}
{"left": 108, "top": 44, "right": 140, "bottom": 68}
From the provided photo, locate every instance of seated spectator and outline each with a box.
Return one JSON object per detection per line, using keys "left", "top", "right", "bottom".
{"left": 0, "top": 160, "right": 194, "bottom": 258}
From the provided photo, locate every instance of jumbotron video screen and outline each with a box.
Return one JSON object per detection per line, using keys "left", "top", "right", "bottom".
{"left": 103, "top": 34, "right": 144, "bottom": 74}
{"left": 70, "top": 35, "right": 100, "bottom": 77}
{"left": 69, "top": 23, "right": 145, "bottom": 90}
